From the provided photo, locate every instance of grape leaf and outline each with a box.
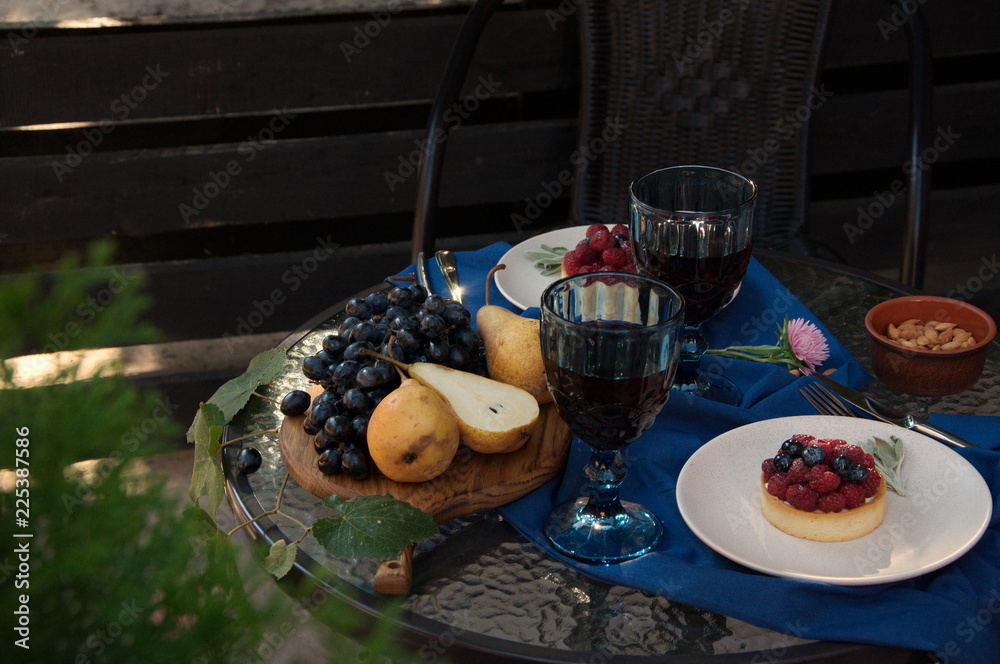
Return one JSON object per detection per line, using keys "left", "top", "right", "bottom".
{"left": 311, "top": 494, "right": 438, "bottom": 560}
{"left": 189, "top": 402, "right": 227, "bottom": 514}
{"left": 186, "top": 348, "right": 286, "bottom": 442}
{"left": 263, "top": 540, "right": 298, "bottom": 579}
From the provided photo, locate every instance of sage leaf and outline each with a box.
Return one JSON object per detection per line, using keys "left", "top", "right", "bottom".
{"left": 528, "top": 244, "right": 569, "bottom": 276}
{"left": 861, "top": 435, "right": 907, "bottom": 496}
{"left": 186, "top": 348, "right": 286, "bottom": 442}
{"left": 263, "top": 540, "right": 298, "bottom": 579}
{"left": 189, "top": 402, "right": 227, "bottom": 514}
{"left": 311, "top": 494, "right": 438, "bottom": 560}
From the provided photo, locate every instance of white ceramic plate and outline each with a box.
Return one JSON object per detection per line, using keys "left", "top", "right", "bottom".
{"left": 675, "top": 415, "right": 992, "bottom": 585}
{"left": 495, "top": 226, "right": 600, "bottom": 310}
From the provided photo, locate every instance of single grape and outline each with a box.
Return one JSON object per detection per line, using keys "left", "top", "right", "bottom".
{"left": 342, "top": 388, "right": 370, "bottom": 412}
{"left": 426, "top": 339, "right": 450, "bottom": 364}
{"left": 302, "top": 415, "right": 323, "bottom": 436}
{"left": 423, "top": 293, "right": 447, "bottom": 315}
{"left": 442, "top": 302, "right": 471, "bottom": 328}
{"left": 317, "top": 448, "right": 343, "bottom": 475}
{"left": 311, "top": 390, "right": 340, "bottom": 410}
{"left": 452, "top": 326, "right": 482, "bottom": 353}
{"left": 383, "top": 306, "right": 410, "bottom": 326}
{"left": 350, "top": 414, "right": 369, "bottom": 440}
{"left": 372, "top": 360, "right": 394, "bottom": 384}
{"left": 322, "top": 334, "right": 348, "bottom": 358}
{"left": 367, "top": 388, "right": 388, "bottom": 409}
{"left": 382, "top": 343, "right": 410, "bottom": 363}
{"left": 386, "top": 286, "right": 413, "bottom": 308}
{"left": 301, "top": 356, "right": 329, "bottom": 382}
{"left": 407, "top": 282, "right": 428, "bottom": 304}
{"left": 310, "top": 402, "right": 336, "bottom": 425}
{"left": 314, "top": 428, "right": 338, "bottom": 452}
{"left": 366, "top": 291, "right": 390, "bottom": 316}
{"left": 341, "top": 448, "right": 370, "bottom": 480}
{"left": 420, "top": 314, "right": 447, "bottom": 338}
{"left": 396, "top": 328, "right": 424, "bottom": 352}
{"left": 314, "top": 349, "right": 337, "bottom": 365}
{"left": 355, "top": 366, "right": 382, "bottom": 389}
{"left": 237, "top": 447, "right": 263, "bottom": 474}
{"left": 279, "top": 390, "right": 311, "bottom": 416}
{"left": 323, "top": 414, "right": 352, "bottom": 443}
{"left": 345, "top": 297, "right": 372, "bottom": 320}
{"left": 447, "top": 345, "right": 472, "bottom": 369}
{"left": 343, "top": 340, "right": 374, "bottom": 363}
{"left": 338, "top": 316, "right": 361, "bottom": 335}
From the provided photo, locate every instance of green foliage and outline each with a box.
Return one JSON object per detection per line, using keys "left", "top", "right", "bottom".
{"left": 312, "top": 495, "right": 439, "bottom": 561}
{"left": 0, "top": 244, "right": 429, "bottom": 664}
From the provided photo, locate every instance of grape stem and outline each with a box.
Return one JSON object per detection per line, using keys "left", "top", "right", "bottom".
{"left": 252, "top": 391, "right": 280, "bottom": 405}
{"left": 359, "top": 348, "right": 411, "bottom": 374}
{"left": 220, "top": 427, "right": 279, "bottom": 448}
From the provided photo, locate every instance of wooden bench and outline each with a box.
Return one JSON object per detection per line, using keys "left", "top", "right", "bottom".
{"left": 2, "top": 0, "right": 997, "bottom": 430}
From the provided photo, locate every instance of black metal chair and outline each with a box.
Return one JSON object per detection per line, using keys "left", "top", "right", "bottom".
{"left": 412, "top": 0, "right": 932, "bottom": 288}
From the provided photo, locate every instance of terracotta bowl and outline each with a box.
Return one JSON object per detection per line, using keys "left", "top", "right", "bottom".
{"left": 864, "top": 295, "right": 997, "bottom": 396}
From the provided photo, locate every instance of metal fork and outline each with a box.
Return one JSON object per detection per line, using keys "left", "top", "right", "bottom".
{"left": 800, "top": 382, "right": 861, "bottom": 419}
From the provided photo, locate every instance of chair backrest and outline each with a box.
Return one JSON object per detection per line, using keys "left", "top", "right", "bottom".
{"left": 572, "top": 0, "right": 835, "bottom": 252}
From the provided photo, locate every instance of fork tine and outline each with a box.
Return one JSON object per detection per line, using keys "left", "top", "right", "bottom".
{"left": 800, "top": 383, "right": 857, "bottom": 418}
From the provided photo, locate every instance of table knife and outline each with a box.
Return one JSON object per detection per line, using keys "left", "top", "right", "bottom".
{"left": 416, "top": 251, "right": 431, "bottom": 294}
{"left": 815, "top": 373, "right": 976, "bottom": 449}
{"left": 435, "top": 250, "right": 463, "bottom": 303}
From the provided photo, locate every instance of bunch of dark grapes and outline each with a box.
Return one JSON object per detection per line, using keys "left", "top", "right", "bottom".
{"left": 285, "top": 278, "right": 485, "bottom": 479}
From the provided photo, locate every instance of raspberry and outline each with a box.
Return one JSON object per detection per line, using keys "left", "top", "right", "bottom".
{"left": 810, "top": 463, "right": 829, "bottom": 475}
{"left": 860, "top": 468, "right": 882, "bottom": 498}
{"left": 610, "top": 223, "right": 630, "bottom": 238}
{"left": 588, "top": 229, "right": 615, "bottom": 253}
{"left": 601, "top": 247, "right": 629, "bottom": 268}
{"left": 838, "top": 483, "right": 866, "bottom": 509}
{"left": 785, "top": 484, "right": 819, "bottom": 512}
{"left": 582, "top": 262, "right": 604, "bottom": 274}
{"left": 766, "top": 474, "right": 790, "bottom": 500}
{"left": 809, "top": 468, "right": 841, "bottom": 494}
{"left": 817, "top": 492, "right": 847, "bottom": 513}
{"left": 762, "top": 458, "right": 777, "bottom": 480}
{"left": 585, "top": 223, "right": 608, "bottom": 237}
{"left": 619, "top": 262, "right": 637, "bottom": 273}
{"left": 832, "top": 443, "right": 866, "bottom": 465}
{"left": 563, "top": 251, "right": 586, "bottom": 276}
{"left": 786, "top": 458, "right": 810, "bottom": 484}
{"left": 791, "top": 434, "right": 816, "bottom": 446}
{"left": 573, "top": 239, "right": 599, "bottom": 265}
{"left": 861, "top": 452, "right": 876, "bottom": 470}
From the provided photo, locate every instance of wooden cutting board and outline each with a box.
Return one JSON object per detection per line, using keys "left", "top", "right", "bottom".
{"left": 278, "top": 386, "right": 571, "bottom": 594}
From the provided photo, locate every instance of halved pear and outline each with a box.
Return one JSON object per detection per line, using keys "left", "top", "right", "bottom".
{"left": 407, "top": 361, "right": 539, "bottom": 454}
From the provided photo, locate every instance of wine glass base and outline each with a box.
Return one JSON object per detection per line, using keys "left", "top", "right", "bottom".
{"left": 544, "top": 497, "right": 662, "bottom": 564}
{"left": 673, "top": 370, "right": 741, "bottom": 405}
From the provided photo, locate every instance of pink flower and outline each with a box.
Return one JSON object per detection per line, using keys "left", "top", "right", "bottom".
{"left": 785, "top": 318, "right": 830, "bottom": 375}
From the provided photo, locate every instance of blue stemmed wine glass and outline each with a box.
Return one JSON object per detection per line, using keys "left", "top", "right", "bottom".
{"left": 539, "top": 272, "right": 685, "bottom": 563}
{"left": 629, "top": 165, "right": 757, "bottom": 404}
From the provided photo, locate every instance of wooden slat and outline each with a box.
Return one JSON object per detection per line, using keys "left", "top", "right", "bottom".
{"left": 0, "top": 9, "right": 575, "bottom": 127}
{"left": 0, "top": 119, "right": 577, "bottom": 242}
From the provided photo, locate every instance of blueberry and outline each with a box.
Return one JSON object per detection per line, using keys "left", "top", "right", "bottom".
{"left": 279, "top": 390, "right": 311, "bottom": 416}
{"left": 772, "top": 453, "right": 792, "bottom": 473}
{"left": 236, "top": 447, "right": 262, "bottom": 474}
{"left": 780, "top": 439, "right": 804, "bottom": 458}
{"left": 842, "top": 464, "right": 869, "bottom": 483}
{"left": 801, "top": 444, "right": 826, "bottom": 467}
{"left": 831, "top": 454, "right": 852, "bottom": 474}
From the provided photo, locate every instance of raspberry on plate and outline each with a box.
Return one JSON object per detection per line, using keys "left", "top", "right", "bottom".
{"left": 762, "top": 457, "right": 777, "bottom": 480}
{"left": 585, "top": 223, "right": 608, "bottom": 237}
{"left": 817, "top": 492, "right": 847, "bottom": 513}
{"left": 563, "top": 251, "right": 587, "bottom": 276}
{"left": 785, "top": 484, "right": 819, "bottom": 512}
{"left": 809, "top": 468, "right": 841, "bottom": 494}
{"left": 601, "top": 247, "right": 629, "bottom": 269}
{"left": 861, "top": 468, "right": 882, "bottom": 498}
{"left": 573, "top": 238, "right": 599, "bottom": 265}
{"left": 588, "top": 229, "right": 615, "bottom": 253}
{"left": 611, "top": 223, "right": 630, "bottom": 237}
{"left": 786, "top": 458, "right": 810, "bottom": 484}
{"left": 838, "top": 483, "right": 866, "bottom": 509}
{"left": 766, "top": 474, "right": 790, "bottom": 500}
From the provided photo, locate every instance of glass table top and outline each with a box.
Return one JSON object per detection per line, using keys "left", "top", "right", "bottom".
{"left": 222, "top": 250, "right": 999, "bottom": 663}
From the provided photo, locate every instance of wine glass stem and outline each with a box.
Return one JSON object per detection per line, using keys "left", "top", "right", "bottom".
{"left": 675, "top": 323, "right": 707, "bottom": 389}
{"left": 581, "top": 448, "right": 627, "bottom": 519}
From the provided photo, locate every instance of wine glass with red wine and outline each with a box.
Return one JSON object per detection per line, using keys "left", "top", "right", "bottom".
{"left": 539, "top": 272, "right": 685, "bottom": 563}
{"left": 629, "top": 165, "right": 757, "bottom": 404}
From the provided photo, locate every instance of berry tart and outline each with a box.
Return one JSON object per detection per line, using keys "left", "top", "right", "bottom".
{"left": 561, "top": 224, "right": 637, "bottom": 276}
{"left": 760, "top": 434, "right": 886, "bottom": 542}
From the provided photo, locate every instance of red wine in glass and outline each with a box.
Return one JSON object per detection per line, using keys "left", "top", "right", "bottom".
{"left": 643, "top": 244, "right": 753, "bottom": 323}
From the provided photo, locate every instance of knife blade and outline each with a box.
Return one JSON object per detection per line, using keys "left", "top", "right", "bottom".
{"left": 815, "top": 373, "right": 975, "bottom": 448}
{"left": 416, "top": 251, "right": 432, "bottom": 295}
{"left": 435, "top": 250, "right": 463, "bottom": 303}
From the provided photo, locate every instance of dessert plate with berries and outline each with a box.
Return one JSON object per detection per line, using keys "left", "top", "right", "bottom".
{"left": 495, "top": 224, "right": 635, "bottom": 310}
{"left": 675, "top": 415, "right": 991, "bottom": 585}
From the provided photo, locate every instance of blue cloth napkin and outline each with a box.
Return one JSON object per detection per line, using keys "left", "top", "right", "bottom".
{"left": 401, "top": 243, "right": 1000, "bottom": 663}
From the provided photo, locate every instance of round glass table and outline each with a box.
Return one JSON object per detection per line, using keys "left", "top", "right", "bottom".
{"left": 222, "top": 249, "right": 1000, "bottom": 663}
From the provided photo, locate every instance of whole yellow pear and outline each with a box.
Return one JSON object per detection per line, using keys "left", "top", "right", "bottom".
{"left": 367, "top": 378, "right": 460, "bottom": 483}
{"left": 477, "top": 264, "right": 552, "bottom": 405}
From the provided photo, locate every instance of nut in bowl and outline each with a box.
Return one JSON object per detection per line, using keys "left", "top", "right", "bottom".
{"left": 864, "top": 295, "right": 997, "bottom": 396}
